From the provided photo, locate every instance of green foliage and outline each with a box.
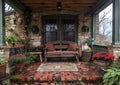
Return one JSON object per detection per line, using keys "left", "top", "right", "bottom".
{"left": 25, "top": 52, "right": 36, "bottom": 65}
{"left": 0, "top": 59, "right": 6, "bottom": 65}
{"left": 10, "top": 48, "right": 24, "bottom": 56}
{"left": 103, "top": 60, "right": 120, "bottom": 85}
{"left": 5, "top": 34, "right": 18, "bottom": 45}
{"left": 5, "top": 32, "right": 25, "bottom": 46}
{"left": 0, "top": 55, "right": 7, "bottom": 65}
{"left": 10, "top": 53, "right": 26, "bottom": 64}
{"left": 87, "top": 38, "right": 95, "bottom": 45}
{"left": 55, "top": 81, "right": 60, "bottom": 85}
{"left": 11, "top": 73, "right": 24, "bottom": 79}
{"left": 11, "top": 57, "right": 25, "bottom": 63}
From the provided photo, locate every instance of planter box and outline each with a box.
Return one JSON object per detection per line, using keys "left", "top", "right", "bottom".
{"left": 93, "top": 60, "right": 110, "bottom": 67}
{"left": 0, "top": 64, "right": 6, "bottom": 78}
{"left": 82, "top": 50, "right": 92, "bottom": 62}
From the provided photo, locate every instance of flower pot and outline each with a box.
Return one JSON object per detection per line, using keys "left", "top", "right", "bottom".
{"left": 93, "top": 60, "right": 111, "bottom": 67}
{"left": 0, "top": 64, "right": 6, "bottom": 78}
{"left": 7, "top": 43, "right": 13, "bottom": 47}
{"left": 11, "top": 54, "right": 26, "bottom": 67}
{"left": 14, "top": 62, "right": 25, "bottom": 67}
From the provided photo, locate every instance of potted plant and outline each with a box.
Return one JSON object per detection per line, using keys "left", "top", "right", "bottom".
{"left": 0, "top": 55, "right": 7, "bottom": 78}
{"left": 92, "top": 52, "right": 115, "bottom": 67}
{"left": 11, "top": 53, "right": 26, "bottom": 67}
{"left": 86, "top": 38, "right": 95, "bottom": 48}
{"left": 5, "top": 34, "right": 18, "bottom": 46}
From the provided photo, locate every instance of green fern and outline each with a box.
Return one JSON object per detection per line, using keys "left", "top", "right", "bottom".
{"left": 103, "top": 60, "right": 120, "bottom": 85}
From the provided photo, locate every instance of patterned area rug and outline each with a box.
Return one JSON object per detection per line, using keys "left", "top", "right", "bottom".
{"left": 37, "top": 62, "right": 78, "bottom": 71}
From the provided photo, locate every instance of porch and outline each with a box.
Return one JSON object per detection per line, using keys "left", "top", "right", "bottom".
{"left": 0, "top": 0, "right": 120, "bottom": 85}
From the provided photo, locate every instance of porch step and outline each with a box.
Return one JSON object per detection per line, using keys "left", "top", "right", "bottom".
{"left": 10, "top": 62, "right": 104, "bottom": 85}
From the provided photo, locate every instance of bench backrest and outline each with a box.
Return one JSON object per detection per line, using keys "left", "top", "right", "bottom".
{"left": 45, "top": 41, "right": 78, "bottom": 51}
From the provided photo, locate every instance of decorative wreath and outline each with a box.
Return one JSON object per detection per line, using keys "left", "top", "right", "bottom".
{"left": 31, "top": 25, "right": 39, "bottom": 34}
{"left": 81, "top": 25, "right": 89, "bottom": 32}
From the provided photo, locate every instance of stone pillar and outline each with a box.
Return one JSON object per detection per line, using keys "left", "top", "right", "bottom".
{"left": 0, "top": 0, "right": 5, "bottom": 45}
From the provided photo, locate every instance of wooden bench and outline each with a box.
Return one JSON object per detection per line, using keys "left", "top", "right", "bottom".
{"left": 44, "top": 41, "right": 80, "bottom": 62}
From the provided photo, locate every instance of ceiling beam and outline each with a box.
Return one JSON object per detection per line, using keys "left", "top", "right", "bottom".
{"left": 32, "top": 7, "right": 86, "bottom": 10}
{"left": 27, "top": 6, "right": 90, "bottom": 9}
{"left": 20, "top": 0, "right": 98, "bottom": 4}
{"left": 33, "top": 8, "right": 84, "bottom": 15}
{"left": 25, "top": 3, "right": 94, "bottom": 7}
{"left": 24, "top": 3, "right": 95, "bottom": 6}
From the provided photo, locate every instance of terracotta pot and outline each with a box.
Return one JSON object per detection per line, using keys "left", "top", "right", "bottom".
{"left": 17, "top": 42, "right": 24, "bottom": 47}
{"left": 8, "top": 43, "right": 13, "bottom": 47}
{"left": 14, "top": 62, "right": 25, "bottom": 67}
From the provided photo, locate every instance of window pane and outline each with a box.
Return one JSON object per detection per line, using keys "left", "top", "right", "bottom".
{"left": 45, "top": 24, "right": 58, "bottom": 42}
{"left": 43, "top": 17, "right": 58, "bottom": 43}
{"left": 63, "top": 18, "right": 76, "bottom": 41}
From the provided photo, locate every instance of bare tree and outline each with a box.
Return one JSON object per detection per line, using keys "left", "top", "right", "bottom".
{"left": 99, "top": 9, "right": 112, "bottom": 36}
{"left": 96, "top": 4, "right": 112, "bottom": 45}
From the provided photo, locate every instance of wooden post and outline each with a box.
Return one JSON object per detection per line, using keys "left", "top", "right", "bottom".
{"left": 112, "top": 0, "right": 120, "bottom": 45}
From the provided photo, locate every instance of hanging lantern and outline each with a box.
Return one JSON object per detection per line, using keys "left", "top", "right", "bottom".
{"left": 81, "top": 25, "right": 89, "bottom": 33}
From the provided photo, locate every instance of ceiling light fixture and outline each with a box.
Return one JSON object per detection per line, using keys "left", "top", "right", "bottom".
{"left": 57, "top": 0, "right": 62, "bottom": 11}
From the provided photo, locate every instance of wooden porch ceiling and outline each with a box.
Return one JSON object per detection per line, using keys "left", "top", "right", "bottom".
{"left": 19, "top": 0, "right": 100, "bottom": 14}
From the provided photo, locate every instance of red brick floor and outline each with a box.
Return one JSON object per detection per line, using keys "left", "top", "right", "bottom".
{"left": 10, "top": 62, "right": 105, "bottom": 85}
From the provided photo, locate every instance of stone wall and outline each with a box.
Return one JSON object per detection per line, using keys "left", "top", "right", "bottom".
{"left": 5, "top": 11, "right": 92, "bottom": 47}
{"left": 78, "top": 13, "right": 92, "bottom": 45}
{"left": 5, "top": 12, "right": 25, "bottom": 36}
{"left": 29, "top": 12, "right": 42, "bottom": 46}
{"left": 30, "top": 12, "right": 92, "bottom": 46}
{"left": 108, "top": 45, "right": 120, "bottom": 60}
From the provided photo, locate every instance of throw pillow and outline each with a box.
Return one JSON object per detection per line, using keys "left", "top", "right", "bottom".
{"left": 45, "top": 43, "right": 55, "bottom": 51}
{"left": 67, "top": 43, "right": 77, "bottom": 51}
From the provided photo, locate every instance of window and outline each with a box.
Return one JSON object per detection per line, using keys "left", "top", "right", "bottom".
{"left": 95, "top": 4, "right": 113, "bottom": 45}
{"left": 42, "top": 15, "right": 78, "bottom": 43}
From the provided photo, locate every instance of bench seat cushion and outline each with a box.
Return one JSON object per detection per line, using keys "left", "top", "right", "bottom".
{"left": 67, "top": 43, "right": 78, "bottom": 51}
{"left": 45, "top": 43, "right": 55, "bottom": 51}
